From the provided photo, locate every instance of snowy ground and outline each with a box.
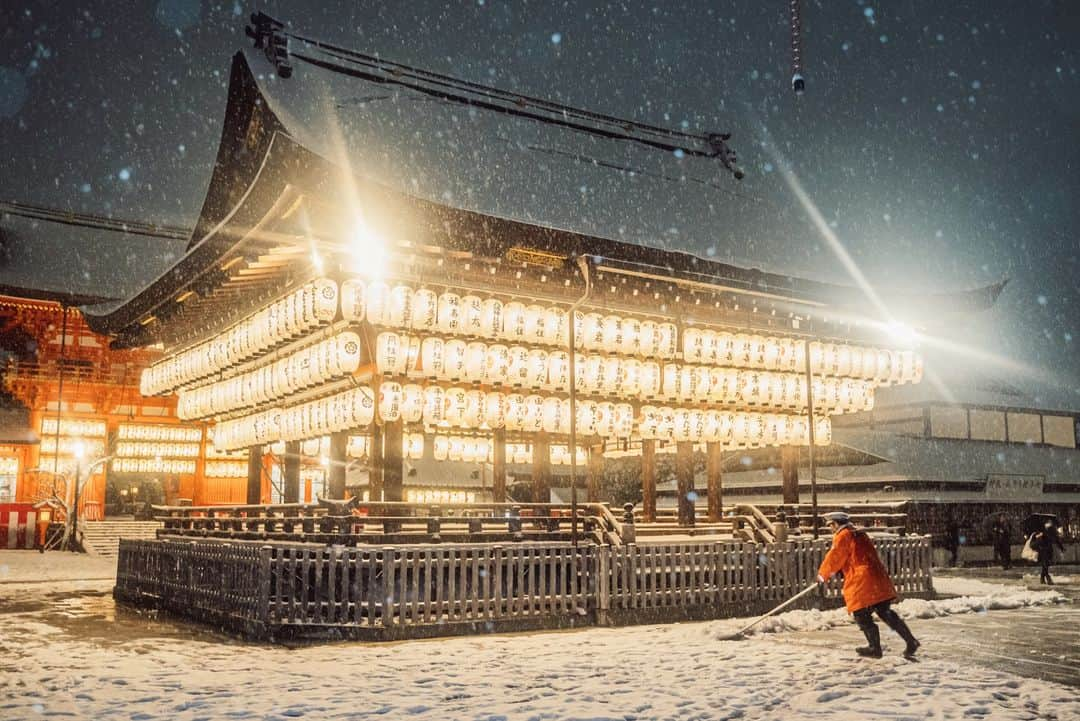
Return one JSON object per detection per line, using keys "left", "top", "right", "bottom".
{"left": 1, "top": 552, "right": 1078, "bottom": 721}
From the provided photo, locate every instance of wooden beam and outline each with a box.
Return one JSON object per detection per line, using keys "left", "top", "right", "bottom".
{"left": 781, "top": 445, "right": 800, "bottom": 505}
{"left": 382, "top": 420, "right": 403, "bottom": 503}
{"left": 368, "top": 424, "right": 383, "bottom": 502}
{"left": 246, "top": 445, "right": 263, "bottom": 506}
{"left": 706, "top": 441, "right": 723, "bottom": 522}
{"left": 586, "top": 442, "right": 603, "bottom": 503}
{"left": 675, "top": 441, "right": 695, "bottom": 526}
{"left": 283, "top": 440, "right": 300, "bottom": 503}
{"left": 641, "top": 439, "right": 657, "bottom": 523}
{"left": 531, "top": 434, "right": 550, "bottom": 503}
{"left": 492, "top": 428, "right": 507, "bottom": 502}
{"left": 327, "top": 432, "right": 347, "bottom": 500}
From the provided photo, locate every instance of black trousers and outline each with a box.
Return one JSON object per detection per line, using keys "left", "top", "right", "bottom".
{"left": 1039, "top": 558, "right": 1053, "bottom": 583}
{"left": 853, "top": 600, "right": 917, "bottom": 649}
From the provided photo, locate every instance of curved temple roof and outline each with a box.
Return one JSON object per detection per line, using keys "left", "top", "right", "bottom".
{"left": 83, "top": 51, "right": 1004, "bottom": 350}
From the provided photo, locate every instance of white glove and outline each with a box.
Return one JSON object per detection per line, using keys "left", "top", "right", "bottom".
{"left": 817, "top": 574, "right": 827, "bottom": 584}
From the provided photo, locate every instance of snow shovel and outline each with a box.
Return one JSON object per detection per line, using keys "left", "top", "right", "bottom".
{"left": 716, "top": 582, "right": 822, "bottom": 640}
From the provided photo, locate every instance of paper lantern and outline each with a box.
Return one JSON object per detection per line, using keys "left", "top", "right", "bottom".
{"left": 443, "top": 387, "right": 468, "bottom": 426}
{"left": 584, "top": 355, "right": 606, "bottom": 394}
{"left": 524, "top": 305, "right": 546, "bottom": 344}
{"left": 485, "top": 344, "right": 510, "bottom": 386}
{"left": 411, "top": 288, "right": 438, "bottom": 331}
{"left": 484, "top": 392, "right": 505, "bottom": 428}
{"left": 312, "top": 278, "right": 338, "bottom": 323}
{"left": 523, "top": 395, "right": 544, "bottom": 433}
{"left": 595, "top": 402, "right": 616, "bottom": 438}
{"left": 579, "top": 313, "right": 601, "bottom": 351}
{"left": 423, "top": 386, "right": 446, "bottom": 425}
{"left": 546, "top": 351, "right": 570, "bottom": 391}
{"left": 404, "top": 433, "right": 424, "bottom": 460}
{"left": 464, "top": 342, "right": 488, "bottom": 384}
{"left": 542, "top": 397, "right": 563, "bottom": 433}
{"left": 682, "top": 327, "right": 704, "bottom": 363}
{"left": 507, "top": 345, "right": 529, "bottom": 387}
{"left": 336, "top": 332, "right": 362, "bottom": 375}
{"left": 544, "top": 306, "right": 567, "bottom": 346}
{"left": 378, "top": 382, "right": 402, "bottom": 422}
{"left": 462, "top": 295, "right": 484, "bottom": 336}
{"left": 815, "top": 417, "right": 832, "bottom": 446}
{"left": 401, "top": 384, "right": 424, "bottom": 423}
{"left": 762, "top": 337, "right": 784, "bottom": 371}
{"left": 365, "top": 282, "right": 391, "bottom": 326}
{"left": 731, "top": 334, "right": 752, "bottom": 367}
{"left": 448, "top": 436, "right": 464, "bottom": 461}
{"left": 639, "top": 406, "right": 661, "bottom": 439}
{"left": 461, "top": 439, "right": 477, "bottom": 463}
{"left": 550, "top": 445, "right": 567, "bottom": 466}
{"left": 639, "top": 361, "right": 662, "bottom": 399}
{"left": 638, "top": 320, "right": 658, "bottom": 358}
{"left": 375, "top": 332, "right": 408, "bottom": 376}
{"left": 504, "top": 394, "right": 526, "bottom": 431}
{"left": 464, "top": 389, "right": 485, "bottom": 427}
{"left": 656, "top": 407, "right": 675, "bottom": 440}
{"left": 602, "top": 356, "right": 622, "bottom": 395}
{"left": 691, "top": 366, "right": 711, "bottom": 402}
{"left": 437, "top": 292, "right": 463, "bottom": 335}
{"left": 575, "top": 400, "right": 598, "bottom": 435}
{"left": 730, "top": 413, "right": 750, "bottom": 447}
{"left": 672, "top": 409, "right": 691, "bottom": 441}
{"left": 620, "top": 358, "right": 641, "bottom": 396}
{"left": 662, "top": 364, "right": 681, "bottom": 401}
{"left": 526, "top": 349, "right": 549, "bottom": 389}
{"left": 502, "top": 301, "right": 527, "bottom": 341}
{"left": 404, "top": 336, "right": 422, "bottom": 378}
{"left": 389, "top": 284, "right": 413, "bottom": 327}
{"left": 340, "top": 278, "right": 365, "bottom": 322}
{"left": 433, "top": 435, "right": 449, "bottom": 461}
{"left": 442, "top": 339, "right": 467, "bottom": 382}
{"left": 619, "top": 317, "right": 641, "bottom": 356}
{"left": 601, "top": 315, "right": 622, "bottom": 354}
{"left": 678, "top": 366, "right": 696, "bottom": 402}
{"left": 613, "top": 403, "right": 634, "bottom": 437}
{"left": 558, "top": 399, "right": 573, "bottom": 434}
{"left": 748, "top": 335, "right": 768, "bottom": 369}
{"left": 822, "top": 343, "right": 840, "bottom": 376}
{"left": 657, "top": 322, "right": 678, "bottom": 359}
{"left": 420, "top": 337, "right": 445, "bottom": 379}
{"left": 571, "top": 311, "right": 586, "bottom": 349}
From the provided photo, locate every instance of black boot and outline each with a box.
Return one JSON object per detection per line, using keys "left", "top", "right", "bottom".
{"left": 888, "top": 616, "right": 920, "bottom": 657}
{"left": 855, "top": 620, "right": 882, "bottom": 658}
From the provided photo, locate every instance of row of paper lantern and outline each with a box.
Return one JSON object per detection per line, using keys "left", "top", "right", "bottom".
{"left": 116, "top": 424, "right": 202, "bottom": 442}
{"left": 404, "top": 488, "right": 478, "bottom": 505}
{"left": 111, "top": 458, "right": 196, "bottom": 474}
{"left": 376, "top": 332, "right": 876, "bottom": 412}
{"left": 41, "top": 418, "right": 107, "bottom": 438}
{"left": 638, "top": 406, "right": 831, "bottom": 446}
{"left": 602, "top": 441, "right": 705, "bottom": 458}
{"left": 204, "top": 460, "right": 249, "bottom": 478}
{"left": 140, "top": 277, "right": 339, "bottom": 396}
{"left": 492, "top": 444, "right": 589, "bottom": 466}
{"left": 345, "top": 279, "right": 919, "bottom": 382}
{"left": 176, "top": 332, "right": 363, "bottom": 420}
{"left": 114, "top": 442, "right": 201, "bottom": 459}
{"left": 39, "top": 437, "right": 107, "bottom": 457}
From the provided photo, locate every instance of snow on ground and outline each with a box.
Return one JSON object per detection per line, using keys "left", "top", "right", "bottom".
{"left": 0, "top": 551, "right": 115, "bottom": 584}
{"left": 1, "top": 554, "right": 1077, "bottom": 721}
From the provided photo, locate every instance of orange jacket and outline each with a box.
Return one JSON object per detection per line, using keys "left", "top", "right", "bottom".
{"left": 818, "top": 525, "right": 897, "bottom": 612}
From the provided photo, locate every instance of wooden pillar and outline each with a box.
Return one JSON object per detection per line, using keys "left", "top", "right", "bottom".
{"left": 283, "top": 440, "right": 301, "bottom": 503}
{"left": 675, "top": 441, "right": 695, "bottom": 526}
{"left": 245, "top": 445, "right": 263, "bottom": 506}
{"left": 327, "top": 431, "right": 347, "bottom": 500}
{"left": 531, "top": 435, "right": 550, "bottom": 503}
{"left": 781, "top": 445, "right": 800, "bottom": 505}
{"left": 586, "top": 442, "right": 603, "bottom": 503}
{"left": 369, "top": 424, "right": 383, "bottom": 502}
{"left": 706, "top": 441, "right": 723, "bottom": 522}
{"left": 382, "top": 420, "right": 403, "bottom": 502}
{"left": 641, "top": 439, "right": 657, "bottom": 523}
{"left": 492, "top": 429, "right": 507, "bottom": 502}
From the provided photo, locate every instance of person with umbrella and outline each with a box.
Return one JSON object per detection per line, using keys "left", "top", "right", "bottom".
{"left": 817, "top": 511, "right": 921, "bottom": 658}
{"left": 989, "top": 513, "right": 1012, "bottom": 570}
{"left": 1032, "top": 519, "right": 1065, "bottom": 584}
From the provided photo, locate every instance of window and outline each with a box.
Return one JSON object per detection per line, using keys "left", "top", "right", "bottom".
{"left": 969, "top": 409, "right": 1006, "bottom": 441}
{"left": 1042, "top": 415, "right": 1076, "bottom": 448}
{"left": 930, "top": 406, "right": 968, "bottom": 439}
{"left": 1006, "top": 412, "right": 1042, "bottom": 444}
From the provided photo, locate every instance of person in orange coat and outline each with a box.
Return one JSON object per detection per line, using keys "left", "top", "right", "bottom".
{"left": 818, "top": 511, "right": 921, "bottom": 658}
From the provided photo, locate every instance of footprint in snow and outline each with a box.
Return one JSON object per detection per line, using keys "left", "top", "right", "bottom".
{"left": 817, "top": 690, "right": 849, "bottom": 703}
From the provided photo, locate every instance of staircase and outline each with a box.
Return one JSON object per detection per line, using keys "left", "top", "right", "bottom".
{"left": 80, "top": 520, "right": 161, "bottom": 559}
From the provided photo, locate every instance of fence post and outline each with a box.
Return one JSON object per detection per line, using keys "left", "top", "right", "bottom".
{"left": 257, "top": 545, "right": 272, "bottom": 631}
{"left": 382, "top": 547, "right": 396, "bottom": 629}
{"left": 596, "top": 546, "right": 610, "bottom": 625}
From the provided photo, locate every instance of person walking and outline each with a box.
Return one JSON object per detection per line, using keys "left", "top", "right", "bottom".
{"left": 1032, "top": 520, "right": 1066, "bottom": 584}
{"left": 990, "top": 513, "right": 1012, "bottom": 570}
{"left": 817, "top": 511, "right": 920, "bottom": 659}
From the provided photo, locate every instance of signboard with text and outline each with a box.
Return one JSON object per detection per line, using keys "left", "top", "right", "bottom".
{"left": 985, "top": 474, "right": 1044, "bottom": 499}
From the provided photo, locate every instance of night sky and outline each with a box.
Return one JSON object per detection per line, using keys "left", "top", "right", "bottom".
{"left": 1, "top": 1, "right": 1077, "bottom": 404}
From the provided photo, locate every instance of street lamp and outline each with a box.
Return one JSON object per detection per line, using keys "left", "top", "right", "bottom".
{"left": 65, "top": 447, "right": 113, "bottom": 552}
{"left": 567, "top": 255, "right": 592, "bottom": 548}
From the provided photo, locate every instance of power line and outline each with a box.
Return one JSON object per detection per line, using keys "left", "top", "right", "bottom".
{"left": 0, "top": 200, "right": 191, "bottom": 241}
{"left": 246, "top": 12, "right": 744, "bottom": 179}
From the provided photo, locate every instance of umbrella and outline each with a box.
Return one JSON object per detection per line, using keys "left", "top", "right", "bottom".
{"left": 1021, "top": 513, "right": 1059, "bottom": 537}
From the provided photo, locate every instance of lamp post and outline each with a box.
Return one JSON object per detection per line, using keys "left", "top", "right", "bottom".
{"left": 802, "top": 341, "right": 820, "bottom": 539}
{"left": 567, "top": 255, "right": 592, "bottom": 547}
{"left": 65, "top": 447, "right": 112, "bottom": 552}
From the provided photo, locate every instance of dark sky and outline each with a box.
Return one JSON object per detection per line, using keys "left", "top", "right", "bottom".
{"left": 1, "top": 1, "right": 1078, "bottom": 404}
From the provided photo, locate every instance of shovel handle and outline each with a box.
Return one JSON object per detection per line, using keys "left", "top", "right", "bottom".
{"left": 733, "top": 582, "right": 822, "bottom": 636}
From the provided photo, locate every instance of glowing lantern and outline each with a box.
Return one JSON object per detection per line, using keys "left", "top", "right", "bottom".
{"left": 404, "top": 433, "right": 425, "bottom": 460}
{"left": 595, "top": 402, "right": 616, "bottom": 438}
{"left": 638, "top": 320, "right": 658, "bottom": 357}
{"left": 463, "top": 389, "right": 485, "bottom": 427}
{"left": 656, "top": 407, "right": 675, "bottom": 440}
{"left": 601, "top": 315, "right": 623, "bottom": 354}
{"left": 336, "top": 332, "right": 362, "bottom": 376}
{"left": 464, "top": 342, "right": 487, "bottom": 384}
{"left": 619, "top": 317, "right": 641, "bottom": 356}
{"left": 376, "top": 332, "right": 409, "bottom": 376}
{"left": 613, "top": 403, "right": 634, "bottom": 437}
{"left": 462, "top": 295, "right": 484, "bottom": 336}
{"left": 312, "top": 278, "right": 337, "bottom": 323}
{"left": 524, "top": 305, "right": 546, "bottom": 344}
{"left": 715, "top": 332, "right": 736, "bottom": 365}
{"left": 420, "top": 337, "right": 445, "bottom": 379}
{"left": 679, "top": 366, "right": 696, "bottom": 402}
{"left": 461, "top": 439, "right": 477, "bottom": 463}
{"left": 423, "top": 386, "right": 446, "bottom": 425}
{"left": 437, "top": 292, "right": 463, "bottom": 335}
{"left": 731, "top": 334, "right": 752, "bottom": 367}
{"left": 485, "top": 344, "right": 510, "bottom": 386}
{"left": 682, "top": 327, "right": 704, "bottom": 363}
{"left": 443, "top": 387, "right": 467, "bottom": 426}
{"left": 702, "top": 411, "right": 722, "bottom": 442}
{"left": 502, "top": 301, "right": 527, "bottom": 342}
{"left": 504, "top": 394, "right": 526, "bottom": 431}
{"left": 365, "top": 282, "right": 391, "bottom": 326}
{"left": 620, "top": 358, "right": 641, "bottom": 396}
{"left": 507, "top": 346, "right": 529, "bottom": 387}
{"left": 544, "top": 307, "right": 567, "bottom": 346}
{"left": 672, "top": 409, "right": 691, "bottom": 441}
{"left": 657, "top": 322, "right": 678, "bottom": 359}
{"left": 584, "top": 355, "right": 606, "bottom": 394}
{"left": 442, "top": 339, "right": 467, "bottom": 382}
{"left": 815, "top": 417, "right": 832, "bottom": 446}
{"left": 541, "top": 397, "right": 563, "bottom": 433}
{"left": 747, "top": 335, "right": 767, "bottom": 369}
{"left": 762, "top": 337, "right": 784, "bottom": 371}
{"left": 480, "top": 298, "right": 503, "bottom": 338}
{"left": 692, "top": 366, "right": 711, "bottom": 402}
{"left": 575, "top": 400, "right": 598, "bottom": 435}
{"left": 484, "top": 392, "right": 505, "bottom": 428}
{"left": 581, "top": 313, "right": 603, "bottom": 351}
{"left": 602, "top": 356, "right": 622, "bottom": 395}
{"left": 448, "top": 436, "right": 465, "bottom": 461}
{"left": 822, "top": 343, "right": 840, "bottom": 376}
{"left": 523, "top": 395, "right": 544, "bottom": 433}
{"left": 378, "top": 382, "right": 402, "bottom": 422}
{"left": 433, "top": 435, "right": 449, "bottom": 461}
{"left": 731, "top": 413, "right": 750, "bottom": 447}
{"left": 639, "top": 406, "right": 661, "bottom": 438}
{"left": 662, "top": 364, "right": 681, "bottom": 401}
{"left": 639, "top": 361, "right": 662, "bottom": 399}
{"left": 389, "top": 284, "right": 413, "bottom": 328}
{"left": 546, "top": 351, "right": 570, "bottom": 391}
{"left": 526, "top": 349, "right": 549, "bottom": 388}
{"left": 341, "top": 278, "right": 365, "bottom": 322}
{"left": 410, "top": 288, "right": 438, "bottom": 331}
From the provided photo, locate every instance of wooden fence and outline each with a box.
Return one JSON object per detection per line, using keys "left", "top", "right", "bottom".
{"left": 115, "top": 535, "right": 934, "bottom": 642}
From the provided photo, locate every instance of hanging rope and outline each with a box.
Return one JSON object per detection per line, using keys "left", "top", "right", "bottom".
{"left": 790, "top": 0, "right": 805, "bottom": 94}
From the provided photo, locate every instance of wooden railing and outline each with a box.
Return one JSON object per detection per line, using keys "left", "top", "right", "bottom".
{"left": 115, "top": 535, "right": 934, "bottom": 641}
